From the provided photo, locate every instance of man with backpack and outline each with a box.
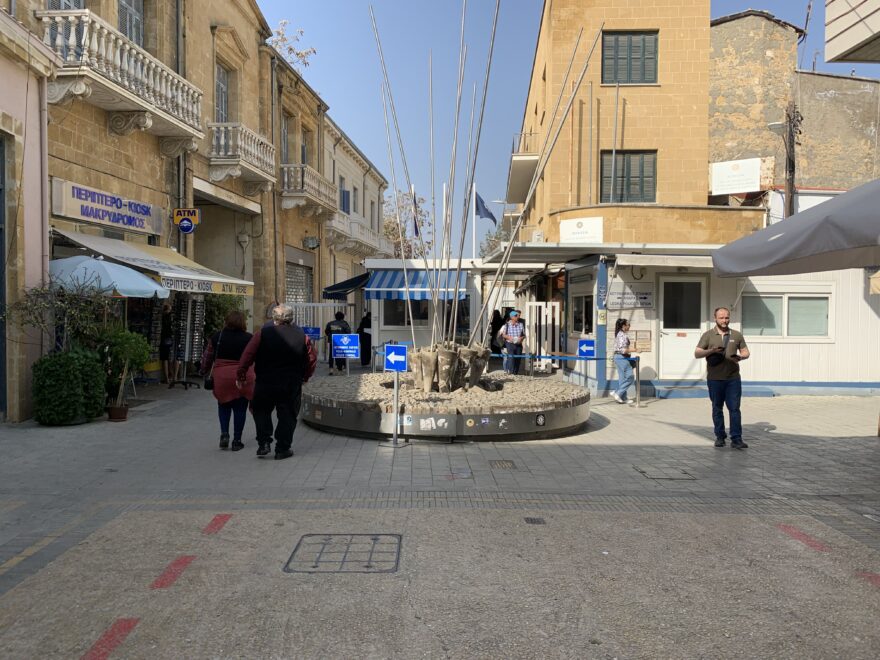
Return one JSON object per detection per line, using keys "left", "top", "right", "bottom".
{"left": 324, "top": 311, "right": 352, "bottom": 375}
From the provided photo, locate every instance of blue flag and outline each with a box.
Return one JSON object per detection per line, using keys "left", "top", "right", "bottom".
{"left": 475, "top": 191, "right": 497, "bottom": 225}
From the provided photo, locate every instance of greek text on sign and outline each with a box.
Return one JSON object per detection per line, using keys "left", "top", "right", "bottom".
{"left": 332, "top": 334, "right": 360, "bottom": 359}
{"left": 173, "top": 208, "right": 201, "bottom": 225}
{"left": 607, "top": 283, "right": 655, "bottom": 309}
{"left": 51, "top": 177, "right": 163, "bottom": 235}
{"left": 159, "top": 277, "right": 251, "bottom": 295}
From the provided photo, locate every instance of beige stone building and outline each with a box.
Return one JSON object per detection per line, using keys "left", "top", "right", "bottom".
{"left": 2, "top": 0, "right": 387, "bottom": 418}
{"left": 0, "top": 7, "right": 61, "bottom": 421}
{"left": 495, "top": 0, "right": 765, "bottom": 393}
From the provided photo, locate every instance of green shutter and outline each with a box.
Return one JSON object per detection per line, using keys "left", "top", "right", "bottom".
{"left": 601, "top": 32, "right": 657, "bottom": 84}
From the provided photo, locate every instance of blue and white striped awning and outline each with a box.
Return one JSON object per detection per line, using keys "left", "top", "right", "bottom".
{"left": 365, "top": 269, "right": 467, "bottom": 300}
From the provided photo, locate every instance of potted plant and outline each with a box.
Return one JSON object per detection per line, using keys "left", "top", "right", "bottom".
{"left": 101, "top": 328, "right": 151, "bottom": 422}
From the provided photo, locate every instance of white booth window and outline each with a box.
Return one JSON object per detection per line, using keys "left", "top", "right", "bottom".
{"left": 383, "top": 299, "right": 429, "bottom": 327}
{"left": 571, "top": 294, "right": 594, "bottom": 334}
{"left": 742, "top": 294, "right": 829, "bottom": 338}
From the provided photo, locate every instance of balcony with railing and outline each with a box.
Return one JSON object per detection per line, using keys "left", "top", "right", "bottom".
{"left": 36, "top": 9, "right": 203, "bottom": 147}
{"left": 207, "top": 123, "right": 276, "bottom": 194}
{"left": 326, "top": 213, "right": 393, "bottom": 258}
{"left": 280, "top": 164, "right": 337, "bottom": 216}
{"left": 506, "top": 131, "right": 540, "bottom": 204}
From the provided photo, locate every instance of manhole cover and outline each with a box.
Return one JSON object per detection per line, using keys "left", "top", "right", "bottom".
{"left": 490, "top": 460, "right": 517, "bottom": 470}
{"left": 633, "top": 466, "right": 696, "bottom": 481}
{"left": 524, "top": 517, "right": 546, "bottom": 525}
{"left": 284, "top": 534, "right": 401, "bottom": 574}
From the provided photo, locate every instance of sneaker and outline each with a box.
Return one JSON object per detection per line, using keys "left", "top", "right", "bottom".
{"left": 219, "top": 433, "right": 230, "bottom": 450}
{"left": 275, "top": 449, "right": 294, "bottom": 460}
{"left": 627, "top": 400, "right": 637, "bottom": 407}
{"left": 611, "top": 392, "right": 624, "bottom": 404}
{"left": 731, "top": 440, "right": 749, "bottom": 450}
{"left": 256, "top": 443, "right": 271, "bottom": 457}
{"left": 714, "top": 438, "right": 726, "bottom": 447}
{"left": 328, "top": 370, "right": 334, "bottom": 376}
{"left": 231, "top": 439, "right": 244, "bottom": 452}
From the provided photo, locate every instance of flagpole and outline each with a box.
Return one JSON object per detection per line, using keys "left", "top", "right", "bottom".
{"left": 472, "top": 183, "right": 477, "bottom": 258}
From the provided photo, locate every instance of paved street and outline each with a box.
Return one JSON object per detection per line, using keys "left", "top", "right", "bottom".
{"left": 1, "top": 383, "right": 879, "bottom": 658}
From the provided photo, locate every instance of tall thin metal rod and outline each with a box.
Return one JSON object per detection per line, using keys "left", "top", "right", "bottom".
{"left": 439, "top": 1, "right": 468, "bottom": 346}
{"left": 588, "top": 80, "right": 593, "bottom": 204}
{"left": 428, "top": 50, "right": 440, "bottom": 347}
{"left": 450, "top": 0, "right": 501, "bottom": 344}
{"left": 380, "top": 82, "right": 417, "bottom": 346}
{"left": 470, "top": 24, "right": 604, "bottom": 347}
{"left": 370, "top": 5, "right": 440, "bottom": 333}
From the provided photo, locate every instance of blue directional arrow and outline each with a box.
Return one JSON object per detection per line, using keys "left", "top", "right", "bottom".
{"left": 384, "top": 344, "right": 408, "bottom": 372}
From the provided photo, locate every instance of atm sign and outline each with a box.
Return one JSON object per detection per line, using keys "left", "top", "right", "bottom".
{"left": 173, "top": 208, "right": 201, "bottom": 225}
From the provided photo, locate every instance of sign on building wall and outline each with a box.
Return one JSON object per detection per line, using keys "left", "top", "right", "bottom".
{"left": 709, "top": 157, "right": 774, "bottom": 195}
{"left": 606, "top": 282, "right": 655, "bottom": 309}
{"left": 559, "top": 217, "right": 603, "bottom": 243}
{"left": 51, "top": 177, "right": 164, "bottom": 235}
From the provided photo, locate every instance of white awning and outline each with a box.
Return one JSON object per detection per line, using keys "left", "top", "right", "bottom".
{"left": 54, "top": 228, "right": 254, "bottom": 295}
{"left": 615, "top": 254, "right": 714, "bottom": 268}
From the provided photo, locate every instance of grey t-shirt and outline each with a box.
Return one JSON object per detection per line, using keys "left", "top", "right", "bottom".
{"left": 697, "top": 328, "right": 748, "bottom": 380}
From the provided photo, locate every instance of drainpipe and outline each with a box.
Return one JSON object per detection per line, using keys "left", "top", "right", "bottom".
{"left": 362, "top": 165, "right": 370, "bottom": 225}
{"left": 175, "top": 0, "right": 186, "bottom": 253}
{"left": 40, "top": 76, "right": 49, "bottom": 285}
{"left": 596, "top": 257, "right": 609, "bottom": 395}
{"left": 271, "top": 55, "right": 280, "bottom": 302}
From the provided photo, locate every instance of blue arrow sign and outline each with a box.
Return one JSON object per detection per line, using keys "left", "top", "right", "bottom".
{"left": 302, "top": 326, "right": 321, "bottom": 340}
{"left": 178, "top": 217, "right": 195, "bottom": 234}
{"left": 384, "top": 344, "right": 408, "bottom": 372}
{"left": 577, "top": 338, "right": 596, "bottom": 358}
{"left": 331, "top": 333, "right": 360, "bottom": 359}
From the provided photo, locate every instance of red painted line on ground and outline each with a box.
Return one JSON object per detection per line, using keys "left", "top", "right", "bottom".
{"left": 149, "top": 555, "right": 197, "bottom": 589}
{"left": 203, "top": 513, "right": 233, "bottom": 535}
{"left": 81, "top": 618, "right": 139, "bottom": 660}
{"left": 856, "top": 571, "right": 880, "bottom": 588}
{"left": 776, "top": 524, "right": 831, "bottom": 552}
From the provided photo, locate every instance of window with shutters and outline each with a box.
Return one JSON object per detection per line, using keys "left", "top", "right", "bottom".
{"left": 339, "top": 176, "right": 350, "bottom": 213}
{"left": 600, "top": 151, "right": 656, "bottom": 203}
{"left": 215, "top": 63, "right": 230, "bottom": 123}
{"left": 301, "top": 128, "right": 311, "bottom": 165}
{"left": 118, "top": 0, "right": 144, "bottom": 47}
{"left": 352, "top": 186, "right": 359, "bottom": 214}
{"left": 48, "top": 0, "right": 85, "bottom": 59}
{"left": 602, "top": 32, "right": 658, "bottom": 85}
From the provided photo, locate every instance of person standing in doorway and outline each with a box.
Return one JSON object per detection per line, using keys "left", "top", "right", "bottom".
{"left": 695, "top": 307, "right": 751, "bottom": 449}
{"left": 201, "top": 311, "right": 254, "bottom": 451}
{"left": 324, "top": 311, "right": 351, "bottom": 375}
{"left": 489, "top": 309, "right": 504, "bottom": 354}
{"left": 501, "top": 310, "right": 526, "bottom": 375}
{"left": 159, "top": 302, "right": 178, "bottom": 386}
{"left": 611, "top": 318, "right": 637, "bottom": 405}
{"left": 237, "top": 304, "right": 317, "bottom": 460}
{"left": 356, "top": 311, "right": 372, "bottom": 367}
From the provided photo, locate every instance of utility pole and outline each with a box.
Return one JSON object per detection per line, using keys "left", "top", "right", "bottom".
{"left": 784, "top": 100, "right": 803, "bottom": 218}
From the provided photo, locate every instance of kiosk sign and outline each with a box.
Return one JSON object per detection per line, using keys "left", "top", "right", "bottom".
{"left": 331, "top": 334, "right": 360, "bottom": 359}
{"left": 302, "top": 326, "right": 321, "bottom": 341}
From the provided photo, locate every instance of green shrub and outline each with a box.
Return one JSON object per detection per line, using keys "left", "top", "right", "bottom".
{"left": 32, "top": 349, "right": 105, "bottom": 425}
{"left": 97, "top": 327, "right": 151, "bottom": 406}
{"left": 204, "top": 294, "right": 249, "bottom": 338}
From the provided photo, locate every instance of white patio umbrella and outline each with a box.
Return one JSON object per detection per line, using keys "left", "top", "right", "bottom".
{"left": 712, "top": 178, "right": 880, "bottom": 278}
{"left": 50, "top": 256, "right": 170, "bottom": 298}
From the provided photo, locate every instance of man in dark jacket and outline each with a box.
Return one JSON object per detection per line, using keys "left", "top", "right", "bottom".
{"left": 237, "top": 304, "right": 317, "bottom": 460}
{"left": 324, "top": 311, "right": 351, "bottom": 375}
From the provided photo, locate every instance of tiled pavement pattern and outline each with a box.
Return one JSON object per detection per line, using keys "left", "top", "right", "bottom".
{"left": 1, "top": 381, "right": 878, "bottom": 596}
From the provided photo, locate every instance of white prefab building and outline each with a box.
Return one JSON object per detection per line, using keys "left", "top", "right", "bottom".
{"left": 491, "top": 245, "right": 880, "bottom": 397}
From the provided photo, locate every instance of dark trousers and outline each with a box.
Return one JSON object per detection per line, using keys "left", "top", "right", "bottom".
{"left": 217, "top": 397, "right": 249, "bottom": 440}
{"left": 707, "top": 378, "right": 742, "bottom": 441}
{"left": 504, "top": 341, "right": 523, "bottom": 375}
{"left": 328, "top": 353, "right": 345, "bottom": 370}
{"left": 251, "top": 385, "right": 302, "bottom": 452}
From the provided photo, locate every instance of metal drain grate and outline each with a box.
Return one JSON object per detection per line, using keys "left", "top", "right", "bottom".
{"left": 633, "top": 466, "right": 696, "bottom": 481}
{"left": 490, "top": 460, "right": 517, "bottom": 470}
{"left": 284, "top": 534, "right": 401, "bottom": 574}
{"left": 524, "top": 517, "right": 546, "bottom": 525}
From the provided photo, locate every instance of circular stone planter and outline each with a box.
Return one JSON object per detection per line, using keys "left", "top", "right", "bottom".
{"left": 302, "top": 372, "right": 590, "bottom": 441}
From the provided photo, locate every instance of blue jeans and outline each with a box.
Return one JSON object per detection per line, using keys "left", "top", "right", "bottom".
{"left": 613, "top": 355, "right": 634, "bottom": 400}
{"left": 218, "top": 397, "right": 250, "bottom": 441}
{"left": 504, "top": 341, "right": 523, "bottom": 374}
{"left": 707, "top": 378, "right": 742, "bottom": 441}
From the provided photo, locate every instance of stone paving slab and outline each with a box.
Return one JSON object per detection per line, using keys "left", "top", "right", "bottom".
{"left": 0, "top": 509, "right": 878, "bottom": 659}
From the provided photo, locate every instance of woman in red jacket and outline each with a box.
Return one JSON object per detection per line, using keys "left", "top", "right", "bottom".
{"left": 201, "top": 311, "right": 255, "bottom": 451}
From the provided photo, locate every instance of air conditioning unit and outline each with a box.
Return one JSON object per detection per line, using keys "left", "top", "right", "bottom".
{"left": 303, "top": 236, "right": 320, "bottom": 250}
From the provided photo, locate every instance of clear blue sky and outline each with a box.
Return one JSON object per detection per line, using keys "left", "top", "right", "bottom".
{"left": 259, "top": 1, "right": 880, "bottom": 256}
